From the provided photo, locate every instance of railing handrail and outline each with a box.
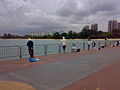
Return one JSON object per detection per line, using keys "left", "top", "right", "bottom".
{"left": 0, "top": 45, "right": 20, "bottom": 47}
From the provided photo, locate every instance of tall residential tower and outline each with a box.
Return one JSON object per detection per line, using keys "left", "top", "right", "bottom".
{"left": 108, "top": 20, "right": 118, "bottom": 32}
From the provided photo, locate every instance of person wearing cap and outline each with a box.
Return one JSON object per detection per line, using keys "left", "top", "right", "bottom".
{"left": 61, "top": 37, "right": 67, "bottom": 53}
{"left": 27, "top": 38, "right": 34, "bottom": 58}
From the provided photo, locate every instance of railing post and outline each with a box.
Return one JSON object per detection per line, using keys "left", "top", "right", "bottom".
{"left": 112, "top": 41, "right": 115, "bottom": 47}
{"left": 114, "top": 41, "right": 116, "bottom": 46}
{"left": 112, "top": 41, "right": 114, "bottom": 47}
{"left": 83, "top": 43, "right": 85, "bottom": 50}
{"left": 109, "top": 41, "right": 111, "bottom": 47}
{"left": 59, "top": 44, "right": 61, "bottom": 53}
{"left": 19, "top": 46, "right": 22, "bottom": 58}
{"left": 44, "top": 44, "right": 47, "bottom": 55}
{"left": 98, "top": 42, "right": 101, "bottom": 50}
{"left": 104, "top": 41, "right": 106, "bottom": 47}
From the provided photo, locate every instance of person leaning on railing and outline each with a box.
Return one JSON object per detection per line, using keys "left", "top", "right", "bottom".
{"left": 27, "top": 38, "right": 34, "bottom": 58}
{"left": 61, "top": 37, "right": 67, "bottom": 53}
{"left": 87, "top": 39, "right": 91, "bottom": 50}
{"left": 116, "top": 40, "right": 119, "bottom": 46}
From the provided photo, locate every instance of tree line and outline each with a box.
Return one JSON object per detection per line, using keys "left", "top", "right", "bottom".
{"left": 1, "top": 29, "right": 120, "bottom": 39}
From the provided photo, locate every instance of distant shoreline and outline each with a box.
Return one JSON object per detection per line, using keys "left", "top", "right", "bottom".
{"left": 0, "top": 38, "right": 119, "bottom": 40}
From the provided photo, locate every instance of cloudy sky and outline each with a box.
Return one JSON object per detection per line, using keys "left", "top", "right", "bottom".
{"left": 0, "top": 0, "right": 120, "bottom": 35}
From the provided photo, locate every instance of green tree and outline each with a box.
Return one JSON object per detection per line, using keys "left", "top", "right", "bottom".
{"left": 80, "top": 29, "right": 93, "bottom": 38}
{"left": 112, "top": 29, "right": 120, "bottom": 38}
{"left": 68, "top": 30, "right": 73, "bottom": 39}
{"left": 61, "top": 32, "right": 68, "bottom": 39}
{"left": 7, "top": 33, "right": 14, "bottom": 38}
{"left": 72, "top": 31, "right": 78, "bottom": 39}
{"left": 53, "top": 32, "right": 61, "bottom": 39}
{"left": 3, "top": 33, "right": 7, "bottom": 39}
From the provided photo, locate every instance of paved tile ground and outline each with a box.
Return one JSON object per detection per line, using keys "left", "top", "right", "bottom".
{"left": 0, "top": 46, "right": 120, "bottom": 90}
{"left": 0, "top": 49, "right": 98, "bottom": 74}
{"left": 61, "top": 59, "right": 120, "bottom": 90}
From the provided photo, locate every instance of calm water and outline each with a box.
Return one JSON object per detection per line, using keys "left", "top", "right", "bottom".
{"left": 0, "top": 39, "right": 88, "bottom": 46}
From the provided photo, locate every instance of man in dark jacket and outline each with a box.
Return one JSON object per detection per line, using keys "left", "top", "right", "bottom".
{"left": 27, "top": 38, "right": 34, "bottom": 58}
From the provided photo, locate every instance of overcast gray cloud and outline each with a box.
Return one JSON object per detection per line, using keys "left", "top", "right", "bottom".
{"left": 57, "top": 0, "right": 120, "bottom": 20}
{"left": 0, "top": 0, "right": 120, "bottom": 35}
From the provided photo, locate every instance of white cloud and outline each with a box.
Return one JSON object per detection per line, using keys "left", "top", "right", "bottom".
{"left": 0, "top": 0, "right": 120, "bottom": 34}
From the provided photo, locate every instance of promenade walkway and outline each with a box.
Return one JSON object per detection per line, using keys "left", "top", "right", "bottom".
{"left": 0, "top": 47, "right": 120, "bottom": 90}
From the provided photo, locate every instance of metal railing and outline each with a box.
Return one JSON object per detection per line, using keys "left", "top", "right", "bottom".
{"left": 0, "top": 46, "right": 20, "bottom": 58}
{"left": 0, "top": 40, "right": 117, "bottom": 60}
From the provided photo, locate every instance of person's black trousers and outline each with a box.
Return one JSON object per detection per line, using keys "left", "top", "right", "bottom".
{"left": 29, "top": 48, "right": 34, "bottom": 58}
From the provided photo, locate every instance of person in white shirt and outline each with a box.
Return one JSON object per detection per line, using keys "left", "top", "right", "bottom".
{"left": 88, "top": 39, "right": 92, "bottom": 50}
{"left": 61, "top": 37, "right": 67, "bottom": 53}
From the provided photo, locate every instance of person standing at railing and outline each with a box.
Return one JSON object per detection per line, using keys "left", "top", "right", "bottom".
{"left": 27, "top": 38, "right": 34, "bottom": 58}
{"left": 88, "top": 38, "right": 92, "bottom": 50}
{"left": 92, "top": 41, "right": 96, "bottom": 48}
{"left": 116, "top": 40, "right": 119, "bottom": 46}
{"left": 104, "top": 37, "right": 108, "bottom": 47}
{"left": 61, "top": 37, "right": 67, "bottom": 53}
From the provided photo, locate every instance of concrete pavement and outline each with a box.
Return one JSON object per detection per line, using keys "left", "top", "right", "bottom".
{"left": 0, "top": 47, "right": 120, "bottom": 90}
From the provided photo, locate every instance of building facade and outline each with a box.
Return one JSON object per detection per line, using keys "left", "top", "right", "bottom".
{"left": 108, "top": 20, "right": 118, "bottom": 32}
{"left": 91, "top": 24, "right": 98, "bottom": 31}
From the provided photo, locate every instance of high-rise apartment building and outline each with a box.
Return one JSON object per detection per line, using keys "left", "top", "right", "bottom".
{"left": 91, "top": 24, "right": 98, "bottom": 31}
{"left": 108, "top": 20, "right": 118, "bottom": 32}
